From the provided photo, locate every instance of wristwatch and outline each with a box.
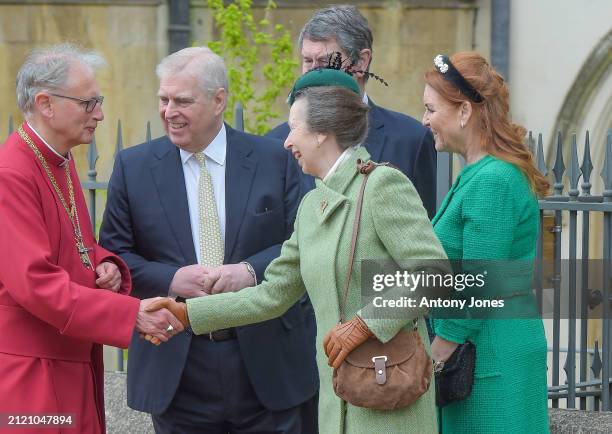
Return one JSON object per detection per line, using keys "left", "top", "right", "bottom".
{"left": 433, "top": 360, "right": 445, "bottom": 373}
{"left": 241, "top": 261, "right": 257, "bottom": 286}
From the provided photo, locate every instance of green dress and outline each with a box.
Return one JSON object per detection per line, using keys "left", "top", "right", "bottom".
{"left": 186, "top": 147, "right": 449, "bottom": 434}
{"left": 432, "top": 155, "right": 549, "bottom": 434}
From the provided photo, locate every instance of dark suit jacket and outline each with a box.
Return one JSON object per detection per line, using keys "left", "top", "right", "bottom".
{"left": 267, "top": 98, "right": 437, "bottom": 218}
{"left": 99, "top": 125, "right": 318, "bottom": 414}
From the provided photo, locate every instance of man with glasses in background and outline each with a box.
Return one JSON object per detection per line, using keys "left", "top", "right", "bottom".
{"left": 0, "top": 43, "right": 182, "bottom": 434}
{"left": 268, "top": 4, "right": 437, "bottom": 217}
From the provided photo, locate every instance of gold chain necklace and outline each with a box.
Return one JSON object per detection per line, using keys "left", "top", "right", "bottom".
{"left": 18, "top": 126, "right": 93, "bottom": 269}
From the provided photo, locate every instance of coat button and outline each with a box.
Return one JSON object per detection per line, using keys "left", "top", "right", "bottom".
{"left": 320, "top": 200, "right": 328, "bottom": 212}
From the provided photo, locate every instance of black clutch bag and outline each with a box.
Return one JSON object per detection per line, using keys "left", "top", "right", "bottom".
{"left": 434, "top": 341, "right": 476, "bottom": 407}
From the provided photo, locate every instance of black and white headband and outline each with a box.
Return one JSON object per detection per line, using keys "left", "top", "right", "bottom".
{"left": 433, "top": 54, "right": 484, "bottom": 103}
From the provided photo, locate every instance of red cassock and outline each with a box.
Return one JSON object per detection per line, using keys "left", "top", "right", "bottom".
{"left": 0, "top": 123, "right": 141, "bottom": 434}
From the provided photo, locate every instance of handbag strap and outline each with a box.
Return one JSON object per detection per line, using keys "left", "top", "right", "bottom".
{"left": 339, "top": 159, "right": 390, "bottom": 323}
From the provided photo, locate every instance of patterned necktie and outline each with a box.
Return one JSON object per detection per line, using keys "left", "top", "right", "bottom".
{"left": 194, "top": 152, "right": 224, "bottom": 266}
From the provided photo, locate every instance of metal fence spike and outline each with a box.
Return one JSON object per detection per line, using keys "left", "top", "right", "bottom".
{"left": 146, "top": 121, "right": 151, "bottom": 143}
{"left": 536, "top": 133, "right": 547, "bottom": 177}
{"left": 87, "top": 134, "right": 99, "bottom": 173}
{"left": 528, "top": 131, "right": 534, "bottom": 154}
{"left": 568, "top": 133, "right": 580, "bottom": 198}
{"left": 591, "top": 340, "right": 602, "bottom": 378}
{"left": 581, "top": 131, "right": 593, "bottom": 196}
{"left": 552, "top": 131, "right": 565, "bottom": 196}
{"left": 602, "top": 129, "right": 612, "bottom": 201}
{"left": 114, "top": 119, "right": 124, "bottom": 159}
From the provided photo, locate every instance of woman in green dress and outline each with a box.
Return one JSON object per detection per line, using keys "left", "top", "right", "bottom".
{"left": 145, "top": 68, "right": 448, "bottom": 434}
{"left": 423, "top": 52, "right": 550, "bottom": 433}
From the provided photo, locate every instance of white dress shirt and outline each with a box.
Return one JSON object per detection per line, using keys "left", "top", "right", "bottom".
{"left": 323, "top": 146, "right": 357, "bottom": 182}
{"left": 179, "top": 124, "right": 227, "bottom": 265}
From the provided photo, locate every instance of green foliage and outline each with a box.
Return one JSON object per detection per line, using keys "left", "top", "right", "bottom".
{"left": 206, "top": 0, "right": 297, "bottom": 134}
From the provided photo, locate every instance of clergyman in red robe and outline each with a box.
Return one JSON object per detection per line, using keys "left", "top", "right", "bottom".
{"left": 0, "top": 43, "right": 184, "bottom": 434}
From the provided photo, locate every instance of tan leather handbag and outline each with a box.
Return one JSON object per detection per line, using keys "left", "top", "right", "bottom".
{"left": 331, "top": 160, "right": 433, "bottom": 411}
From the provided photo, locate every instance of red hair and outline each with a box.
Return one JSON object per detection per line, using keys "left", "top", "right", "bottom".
{"left": 424, "top": 52, "right": 549, "bottom": 197}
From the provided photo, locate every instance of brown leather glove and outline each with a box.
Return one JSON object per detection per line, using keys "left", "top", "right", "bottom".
{"left": 323, "top": 316, "right": 373, "bottom": 369}
{"left": 145, "top": 297, "right": 190, "bottom": 327}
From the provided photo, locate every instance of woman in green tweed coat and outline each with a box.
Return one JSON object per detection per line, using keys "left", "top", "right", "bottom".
{"left": 146, "top": 69, "right": 449, "bottom": 433}
{"left": 423, "top": 52, "right": 550, "bottom": 433}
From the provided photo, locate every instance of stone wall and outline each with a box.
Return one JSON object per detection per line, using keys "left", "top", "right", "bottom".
{"left": 191, "top": 0, "right": 478, "bottom": 127}
{"left": 0, "top": 0, "right": 478, "bottom": 182}
{"left": 0, "top": 0, "right": 167, "bottom": 179}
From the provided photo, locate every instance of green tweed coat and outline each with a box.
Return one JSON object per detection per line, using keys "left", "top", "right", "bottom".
{"left": 432, "top": 155, "right": 549, "bottom": 434}
{"left": 188, "top": 147, "right": 449, "bottom": 434}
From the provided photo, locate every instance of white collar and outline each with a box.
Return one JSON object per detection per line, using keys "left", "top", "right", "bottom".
{"left": 180, "top": 124, "right": 227, "bottom": 166}
{"left": 323, "top": 146, "right": 357, "bottom": 182}
{"left": 26, "top": 121, "right": 71, "bottom": 165}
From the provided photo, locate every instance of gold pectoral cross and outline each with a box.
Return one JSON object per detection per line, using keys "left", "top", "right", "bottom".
{"left": 18, "top": 125, "right": 95, "bottom": 271}
{"left": 74, "top": 228, "right": 93, "bottom": 269}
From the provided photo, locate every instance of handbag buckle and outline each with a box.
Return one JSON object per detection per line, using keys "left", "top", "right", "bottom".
{"left": 371, "top": 355, "right": 387, "bottom": 363}
{"left": 372, "top": 356, "right": 388, "bottom": 385}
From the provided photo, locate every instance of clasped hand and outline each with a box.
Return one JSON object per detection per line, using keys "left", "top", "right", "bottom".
{"left": 169, "top": 263, "right": 255, "bottom": 299}
{"left": 96, "top": 261, "right": 122, "bottom": 292}
{"left": 140, "top": 263, "right": 254, "bottom": 345}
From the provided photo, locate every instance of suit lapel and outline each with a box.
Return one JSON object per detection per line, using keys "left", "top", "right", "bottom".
{"left": 224, "top": 126, "right": 256, "bottom": 260}
{"left": 150, "top": 138, "right": 197, "bottom": 264}
{"left": 365, "top": 99, "right": 386, "bottom": 163}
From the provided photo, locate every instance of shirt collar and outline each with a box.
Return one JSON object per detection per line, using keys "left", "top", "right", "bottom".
{"left": 26, "top": 121, "right": 71, "bottom": 166}
{"left": 316, "top": 146, "right": 370, "bottom": 193}
{"left": 322, "top": 146, "right": 357, "bottom": 182}
{"left": 179, "top": 124, "right": 227, "bottom": 166}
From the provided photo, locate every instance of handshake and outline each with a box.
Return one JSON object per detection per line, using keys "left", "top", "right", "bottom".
{"left": 135, "top": 263, "right": 256, "bottom": 345}
{"left": 136, "top": 297, "right": 189, "bottom": 346}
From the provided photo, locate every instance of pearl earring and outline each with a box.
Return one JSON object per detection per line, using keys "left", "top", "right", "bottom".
{"left": 460, "top": 121, "right": 465, "bottom": 129}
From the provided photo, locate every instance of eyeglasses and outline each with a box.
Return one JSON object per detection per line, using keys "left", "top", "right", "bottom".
{"left": 49, "top": 93, "right": 104, "bottom": 113}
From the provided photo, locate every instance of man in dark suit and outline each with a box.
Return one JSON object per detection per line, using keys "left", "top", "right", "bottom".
{"left": 268, "top": 4, "right": 437, "bottom": 218}
{"left": 100, "top": 47, "right": 318, "bottom": 433}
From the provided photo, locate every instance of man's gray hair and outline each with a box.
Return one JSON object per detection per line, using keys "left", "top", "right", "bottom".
{"left": 16, "top": 43, "right": 106, "bottom": 114}
{"left": 156, "top": 47, "right": 228, "bottom": 96}
{"left": 298, "top": 5, "right": 373, "bottom": 66}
